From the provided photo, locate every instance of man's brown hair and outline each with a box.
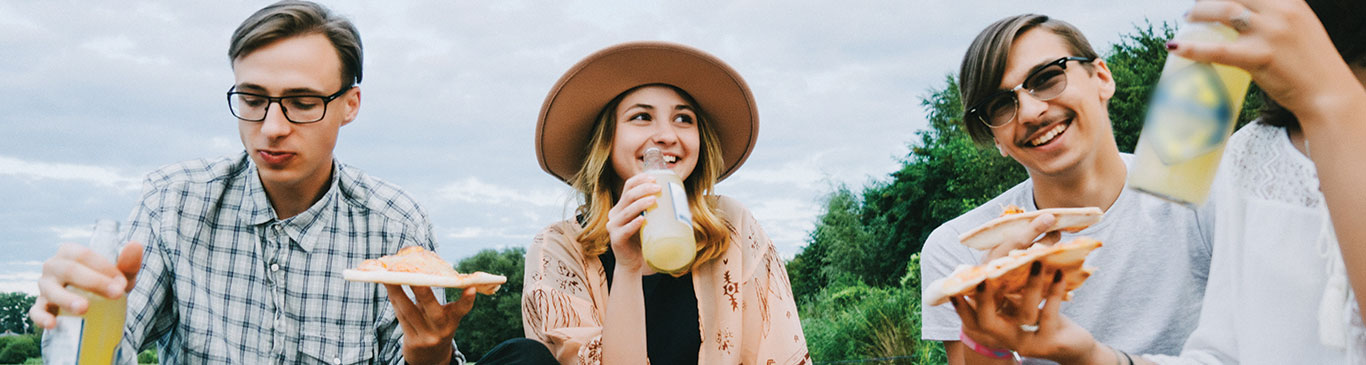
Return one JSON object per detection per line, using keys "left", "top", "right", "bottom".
{"left": 228, "top": 0, "right": 363, "bottom": 88}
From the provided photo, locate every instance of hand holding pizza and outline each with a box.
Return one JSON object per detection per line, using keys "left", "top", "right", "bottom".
{"left": 934, "top": 206, "right": 1119, "bottom": 363}
{"left": 388, "top": 284, "right": 475, "bottom": 365}
{"left": 343, "top": 246, "right": 508, "bottom": 364}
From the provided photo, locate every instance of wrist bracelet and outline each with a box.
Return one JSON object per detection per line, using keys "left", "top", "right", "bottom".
{"left": 959, "top": 330, "right": 1015, "bottom": 359}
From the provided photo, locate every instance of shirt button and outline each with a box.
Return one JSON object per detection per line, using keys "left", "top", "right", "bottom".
{"left": 333, "top": 357, "right": 342, "bottom": 365}
{"left": 270, "top": 263, "right": 280, "bottom": 272}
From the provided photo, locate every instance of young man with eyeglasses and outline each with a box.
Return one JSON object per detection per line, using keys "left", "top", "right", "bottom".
{"left": 28, "top": 1, "right": 476, "bottom": 364}
{"left": 919, "top": 14, "right": 1214, "bottom": 364}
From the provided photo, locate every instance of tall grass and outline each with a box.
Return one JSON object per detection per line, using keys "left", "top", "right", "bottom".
{"left": 801, "top": 254, "right": 947, "bottom": 364}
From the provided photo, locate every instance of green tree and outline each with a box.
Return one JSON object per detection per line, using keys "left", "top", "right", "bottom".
{"left": 0, "top": 292, "right": 37, "bottom": 335}
{"left": 447, "top": 247, "right": 525, "bottom": 361}
{"left": 788, "top": 186, "right": 875, "bottom": 303}
{"left": 0, "top": 334, "right": 39, "bottom": 364}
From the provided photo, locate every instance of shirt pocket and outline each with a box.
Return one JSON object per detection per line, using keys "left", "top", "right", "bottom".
{"left": 299, "top": 322, "right": 377, "bottom": 365}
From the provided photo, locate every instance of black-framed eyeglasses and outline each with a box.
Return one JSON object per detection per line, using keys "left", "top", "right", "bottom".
{"left": 967, "top": 56, "right": 1094, "bottom": 128}
{"left": 226, "top": 85, "right": 353, "bottom": 124}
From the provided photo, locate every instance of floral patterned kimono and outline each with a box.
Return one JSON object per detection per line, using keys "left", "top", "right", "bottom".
{"left": 522, "top": 196, "right": 810, "bottom": 364}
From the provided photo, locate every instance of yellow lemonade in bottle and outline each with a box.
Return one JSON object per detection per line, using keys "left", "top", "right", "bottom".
{"left": 44, "top": 220, "right": 127, "bottom": 365}
{"left": 56, "top": 290, "right": 127, "bottom": 365}
{"left": 1129, "top": 22, "right": 1251, "bottom": 205}
{"left": 639, "top": 148, "right": 697, "bottom": 275}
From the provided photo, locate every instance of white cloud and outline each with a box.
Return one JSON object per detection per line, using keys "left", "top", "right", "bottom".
{"left": 0, "top": 155, "right": 141, "bottom": 191}
{"left": 436, "top": 177, "right": 565, "bottom": 208}
{"left": 49, "top": 225, "right": 94, "bottom": 241}
{"left": 80, "top": 35, "right": 173, "bottom": 66}
{"left": 0, "top": 272, "right": 41, "bottom": 295}
{"left": 726, "top": 152, "right": 827, "bottom": 187}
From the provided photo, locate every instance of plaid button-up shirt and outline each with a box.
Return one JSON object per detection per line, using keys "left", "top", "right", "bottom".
{"left": 115, "top": 152, "right": 462, "bottom": 364}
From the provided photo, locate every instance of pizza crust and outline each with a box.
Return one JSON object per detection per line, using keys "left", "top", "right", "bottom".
{"left": 343, "top": 270, "right": 507, "bottom": 295}
{"left": 957, "top": 207, "right": 1103, "bottom": 250}
{"left": 924, "top": 236, "right": 1102, "bottom": 307}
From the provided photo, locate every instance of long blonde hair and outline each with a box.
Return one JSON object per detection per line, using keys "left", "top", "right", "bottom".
{"left": 569, "top": 84, "right": 732, "bottom": 274}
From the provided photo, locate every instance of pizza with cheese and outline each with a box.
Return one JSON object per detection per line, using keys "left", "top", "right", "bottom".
{"left": 957, "top": 205, "right": 1104, "bottom": 250}
{"left": 343, "top": 246, "right": 507, "bottom": 295}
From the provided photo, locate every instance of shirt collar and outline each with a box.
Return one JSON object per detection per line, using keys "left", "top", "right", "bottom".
{"left": 240, "top": 156, "right": 342, "bottom": 253}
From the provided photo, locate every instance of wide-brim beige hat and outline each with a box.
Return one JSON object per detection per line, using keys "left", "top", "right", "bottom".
{"left": 535, "top": 41, "right": 758, "bottom": 183}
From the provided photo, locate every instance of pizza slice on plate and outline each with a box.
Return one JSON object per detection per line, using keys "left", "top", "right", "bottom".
{"left": 343, "top": 246, "right": 507, "bottom": 295}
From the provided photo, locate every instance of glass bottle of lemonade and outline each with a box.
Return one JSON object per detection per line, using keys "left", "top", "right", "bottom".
{"left": 1129, "top": 22, "right": 1252, "bottom": 205}
{"left": 639, "top": 147, "right": 697, "bottom": 275}
{"left": 43, "top": 219, "right": 127, "bottom": 365}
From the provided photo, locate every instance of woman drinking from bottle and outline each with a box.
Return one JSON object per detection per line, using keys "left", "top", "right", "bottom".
{"left": 522, "top": 41, "right": 810, "bottom": 364}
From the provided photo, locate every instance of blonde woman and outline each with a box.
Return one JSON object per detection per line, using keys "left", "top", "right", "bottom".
{"left": 523, "top": 41, "right": 810, "bottom": 364}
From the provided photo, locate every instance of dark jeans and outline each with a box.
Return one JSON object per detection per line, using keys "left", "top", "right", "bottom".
{"left": 476, "top": 338, "right": 558, "bottom": 365}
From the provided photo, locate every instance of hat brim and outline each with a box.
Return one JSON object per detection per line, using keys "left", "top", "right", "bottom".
{"left": 536, "top": 41, "right": 758, "bottom": 184}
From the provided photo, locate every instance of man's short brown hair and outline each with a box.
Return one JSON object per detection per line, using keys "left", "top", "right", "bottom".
{"left": 228, "top": 0, "right": 363, "bottom": 87}
{"left": 959, "top": 14, "right": 1099, "bottom": 144}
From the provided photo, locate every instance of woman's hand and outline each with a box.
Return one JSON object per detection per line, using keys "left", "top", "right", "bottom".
{"left": 952, "top": 268, "right": 1110, "bottom": 364}
{"left": 949, "top": 213, "right": 1114, "bottom": 364}
{"left": 607, "top": 173, "right": 660, "bottom": 275}
{"left": 1173, "top": 0, "right": 1360, "bottom": 120}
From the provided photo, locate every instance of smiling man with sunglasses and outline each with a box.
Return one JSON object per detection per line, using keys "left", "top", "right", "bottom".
{"left": 919, "top": 14, "right": 1215, "bottom": 364}
{"left": 29, "top": 1, "right": 477, "bottom": 364}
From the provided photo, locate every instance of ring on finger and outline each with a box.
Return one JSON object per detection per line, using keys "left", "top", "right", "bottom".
{"left": 1230, "top": 8, "right": 1252, "bottom": 32}
{"left": 1019, "top": 323, "right": 1040, "bottom": 332}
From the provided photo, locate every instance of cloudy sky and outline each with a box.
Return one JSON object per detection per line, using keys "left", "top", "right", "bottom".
{"left": 0, "top": 1, "right": 1188, "bottom": 294}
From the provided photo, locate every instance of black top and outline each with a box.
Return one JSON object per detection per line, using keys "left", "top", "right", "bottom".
{"left": 600, "top": 248, "right": 701, "bottom": 365}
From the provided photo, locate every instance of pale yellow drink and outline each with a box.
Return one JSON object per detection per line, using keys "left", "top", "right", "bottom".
{"left": 639, "top": 148, "right": 697, "bottom": 275}
{"left": 44, "top": 219, "right": 127, "bottom": 365}
{"left": 56, "top": 290, "right": 127, "bottom": 365}
{"left": 1130, "top": 22, "right": 1251, "bottom": 205}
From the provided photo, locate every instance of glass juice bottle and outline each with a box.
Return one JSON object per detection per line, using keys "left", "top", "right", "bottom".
{"left": 1129, "top": 22, "right": 1252, "bottom": 205}
{"left": 639, "top": 147, "right": 697, "bottom": 275}
{"left": 44, "top": 219, "right": 126, "bottom": 365}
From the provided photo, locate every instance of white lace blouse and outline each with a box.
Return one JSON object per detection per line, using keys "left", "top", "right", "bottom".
{"left": 1149, "top": 121, "right": 1366, "bottom": 364}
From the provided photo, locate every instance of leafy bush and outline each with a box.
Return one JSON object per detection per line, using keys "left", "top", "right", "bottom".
{"left": 449, "top": 247, "right": 526, "bottom": 361}
{"left": 0, "top": 334, "right": 39, "bottom": 364}
{"left": 138, "top": 349, "right": 159, "bottom": 363}
{"left": 801, "top": 254, "right": 945, "bottom": 364}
